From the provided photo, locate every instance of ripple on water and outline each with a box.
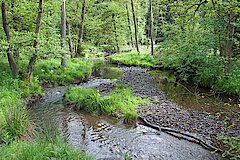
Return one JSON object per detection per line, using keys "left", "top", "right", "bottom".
{"left": 29, "top": 98, "right": 221, "bottom": 160}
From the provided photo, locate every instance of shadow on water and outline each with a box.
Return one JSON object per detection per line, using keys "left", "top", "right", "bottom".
{"left": 28, "top": 79, "right": 221, "bottom": 160}
{"left": 148, "top": 70, "right": 240, "bottom": 114}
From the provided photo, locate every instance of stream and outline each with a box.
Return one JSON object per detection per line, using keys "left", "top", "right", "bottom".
{"left": 28, "top": 65, "right": 225, "bottom": 160}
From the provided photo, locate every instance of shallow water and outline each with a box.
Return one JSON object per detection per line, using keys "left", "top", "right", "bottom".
{"left": 149, "top": 70, "right": 240, "bottom": 114}
{"left": 29, "top": 79, "right": 221, "bottom": 160}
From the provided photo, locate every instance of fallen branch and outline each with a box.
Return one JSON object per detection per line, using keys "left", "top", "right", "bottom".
{"left": 138, "top": 116, "right": 223, "bottom": 153}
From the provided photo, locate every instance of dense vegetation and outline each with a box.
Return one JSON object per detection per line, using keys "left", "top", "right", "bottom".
{"left": 0, "top": 0, "right": 239, "bottom": 159}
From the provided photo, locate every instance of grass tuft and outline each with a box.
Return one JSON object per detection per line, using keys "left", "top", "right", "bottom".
{"left": 0, "top": 138, "right": 92, "bottom": 160}
{"left": 65, "top": 87, "right": 149, "bottom": 122}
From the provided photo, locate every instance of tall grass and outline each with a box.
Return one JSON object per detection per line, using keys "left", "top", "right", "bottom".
{"left": 0, "top": 138, "right": 92, "bottom": 160}
{"left": 0, "top": 61, "right": 41, "bottom": 144}
{"left": 110, "top": 51, "right": 157, "bottom": 67}
{"left": 34, "top": 58, "right": 95, "bottom": 85}
{"left": 0, "top": 105, "right": 31, "bottom": 144}
{"left": 65, "top": 87, "right": 149, "bottom": 122}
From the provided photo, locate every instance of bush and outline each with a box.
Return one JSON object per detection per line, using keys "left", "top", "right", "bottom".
{"left": 65, "top": 87, "right": 149, "bottom": 122}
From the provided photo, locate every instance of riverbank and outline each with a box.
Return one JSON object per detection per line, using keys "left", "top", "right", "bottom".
{"left": 119, "top": 66, "right": 239, "bottom": 159}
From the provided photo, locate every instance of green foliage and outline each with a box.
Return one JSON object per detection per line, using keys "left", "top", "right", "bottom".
{"left": 0, "top": 60, "right": 42, "bottom": 144}
{"left": 217, "top": 135, "right": 240, "bottom": 160}
{"left": 65, "top": 87, "right": 149, "bottom": 122}
{"left": 34, "top": 58, "right": 94, "bottom": 85}
{"left": 0, "top": 138, "right": 92, "bottom": 160}
{"left": 0, "top": 105, "right": 30, "bottom": 144}
{"left": 110, "top": 51, "right": 157, "bottom": 67}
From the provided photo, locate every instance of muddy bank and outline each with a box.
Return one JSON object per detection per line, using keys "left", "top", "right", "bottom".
{"left": 120, "top": 67, "right": 240, "bottom": 147}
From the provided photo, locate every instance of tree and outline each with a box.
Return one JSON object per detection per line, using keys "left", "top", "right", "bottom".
{"left": 149, "top": 0, "right": 154, "bottom": 55}
{"left": 76, "top": 0, "right": 86, "bottom": 57}
{"left": 61, "top": 0, "right": 67, "bottom": 66}
{"left": 131, "top": 0, "right": 140, "bottom": 53}
{"left": 27, "top": 0, "right": 43, "bottom": 81}
{"left": 1, "top": 0, "right": 18, "bottom": 77}
{"left": 126, "top": 4, "right": 134, "bottom": 48}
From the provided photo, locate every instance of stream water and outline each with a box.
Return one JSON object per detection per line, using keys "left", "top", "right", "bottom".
{"left": 28, "top": 66, "right": 223, "bottom": 160}
{"left": 29, "top": 86, "right": 220, "bottom": 160}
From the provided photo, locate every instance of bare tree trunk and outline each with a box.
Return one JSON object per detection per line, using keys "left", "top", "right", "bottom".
{"left": 61, "top": 0, "right": 67, "bottom": 66}
{"left": 224, "top": 8, "right": 235, "bottom": 75}
{"left": 149, "top": 0, "right": 154, "bottom": 55}
{"left": 112, "top": 14, "right": 120, "bottom": 53}
{"left": 67, "top": 20, "right": 74, "bottom": 56}
{"left": 76, "top": 0, "right": 86, "bottom": 57}
{"left": 27, "top": 0, "right": 43, "bottom": 81}
{"left": 131, "top": 0, "right": 140, "bottom": 53}
{"left": 1, "top": 0, "right": 18, "bottom": 77}
{"left": 126, "top": 4, "right": 134, "bottom": 48}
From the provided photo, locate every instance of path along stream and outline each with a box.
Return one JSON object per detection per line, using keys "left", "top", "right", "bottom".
{"left": 28, "top": 65, "right": 230, "bottom": 160}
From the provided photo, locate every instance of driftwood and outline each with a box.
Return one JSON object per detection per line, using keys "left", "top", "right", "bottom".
{"left": 138, "top": 116, "right": 223, "bottom": 153}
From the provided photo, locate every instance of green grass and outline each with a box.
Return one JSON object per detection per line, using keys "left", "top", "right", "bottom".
{"left": 65, "top": 87, "right": 149, "bottom": 122}
{"left": 0, "top": 61, "right": 43, "bottom": 144}
{"left": 0, "top": 138, "right": 92, "bottom": 160}
{"left": 110, "top": 51, "right": 157, "bottom": 68}
{"left": 34, "top": 58, "right": 95, "bottom": 85}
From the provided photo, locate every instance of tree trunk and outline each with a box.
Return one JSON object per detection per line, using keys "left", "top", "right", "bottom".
{"left": 224, "top": 8, "right": 235, "bottom": 75}
{"left": 67, "top": 20, "right": 74, "bottom": 56}
{"left": 76, "top": 0, "right": 86, "bottom": 57}
{"left": 61, "top": 0, "right": 67, "bottom": 66}
{"left": 126, "top": 4, "right": 134, "bottom": 48}
{"left": 130, "top": 0, "right": 140, "bottom": 53}
{"left": 112, "top": 14, "right": 120, "bottom": 53}
{"left": 149, "top": 0, "right": 154, "bottom": 55}
{"left": 27, "top": 0, "right": 43, "bottom": 81}
{"left": 2, "top": 0, "right": 18, "bottom": 77}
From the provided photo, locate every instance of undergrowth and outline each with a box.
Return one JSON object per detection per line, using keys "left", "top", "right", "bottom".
{"left": 0, "top": 62, "right": 42, "bottom": 144}
{"left": 34, "top": 58, "right": 95, "bottom": 85}
{"left": 110, "top": 51, "right": 157, "bottom": 67}
{"left": 0, "top": 138, "right": 92, "bottom": 160}
{"left": 65, "top": 87, "right": 149, "bottom": 122}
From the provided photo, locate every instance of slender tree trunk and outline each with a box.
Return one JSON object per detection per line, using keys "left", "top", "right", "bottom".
{"left": 76, "top": 0, "right": 86, "bottom": 57}
{"left": 61, "top": 0, "right": 67, "bottom": 66}
{"left": 67, "top": 20, "right": 74, "bottom": 56}
{"left": 1, "top": 0, "right": 18, "bottom": 77}
{"left": 130, "top": 0, "right": 140, "bottom": 53}
{"left": 112, "top": 14, "right": 120, "bottom": 53}
{"left": 126, "top": 4, "right": 134, "bottom": 48}
{"left": 149, "top": 0, "right": 154, "bottom": 55}
{"left": 27, "top": 0, "right": 43, "bottom": 81}
{"left": 224, "top": 8, "right": 235, "bottom": 75}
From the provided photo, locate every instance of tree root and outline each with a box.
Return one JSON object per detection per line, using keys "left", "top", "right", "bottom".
{"left": 138, "top": 116, "right": 223, "bottom": 153}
